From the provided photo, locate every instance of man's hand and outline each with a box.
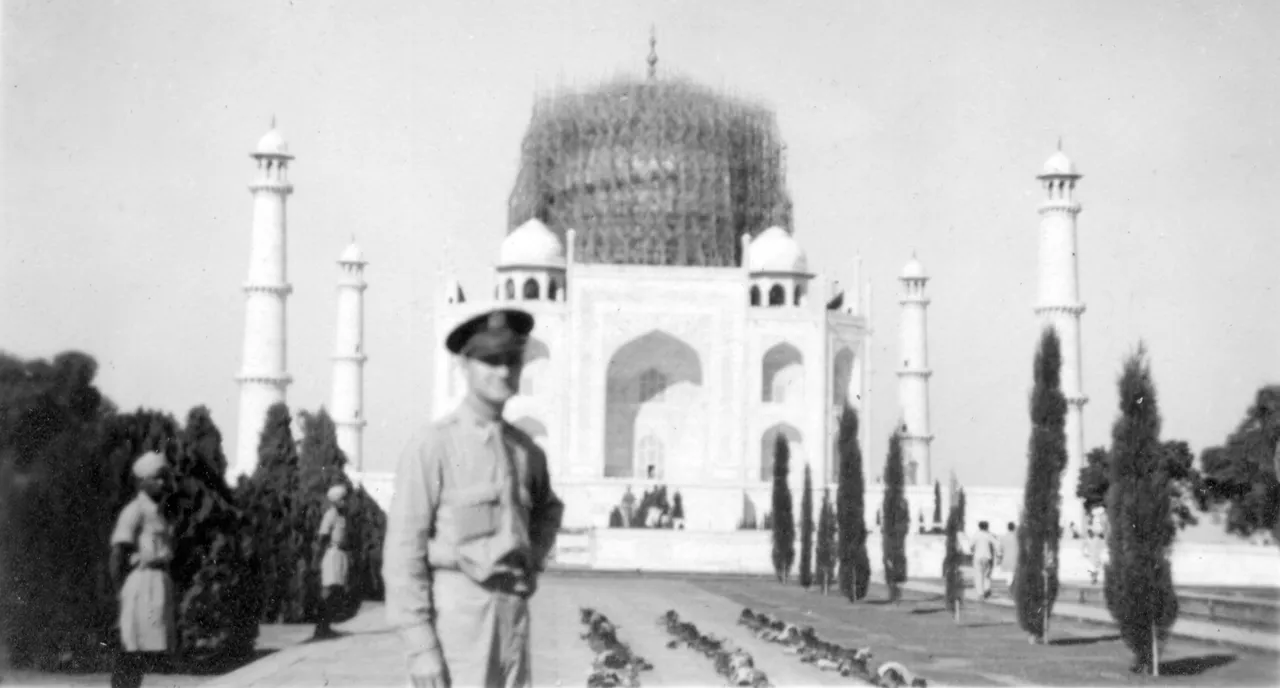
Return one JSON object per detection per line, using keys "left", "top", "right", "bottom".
{"left": 408, "top": 646, "right": 449, "bottom": 688}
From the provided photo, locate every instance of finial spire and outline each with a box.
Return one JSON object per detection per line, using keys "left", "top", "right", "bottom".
{"left": 1057, "top": 135, "right": 1063, "bottom": 152}
{"left": 271, "top": 114, "right": 277, "bottom": 129}
{"left": 647, "top": 26, "right": 658, "bottom": 80}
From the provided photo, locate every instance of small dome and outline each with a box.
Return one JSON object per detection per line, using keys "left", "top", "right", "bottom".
{"left": 340, "top": 242, "right": 364, "bottom": 263}
{"left": 256, "top": 128, "right": 289, "bottom": 156}
{"left": 499, "top": 218, "right": 566, "bottom": 269}
{"left": 901, "top": 254, "right": 926, "bottom": 279}
{"left": 1042, "top": 150, "right": 1077, "bottom": 176}
{"left": 748, "top": 226, "right": 808, "bottom": 274}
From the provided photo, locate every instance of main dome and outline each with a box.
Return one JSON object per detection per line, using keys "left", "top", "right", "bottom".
{"left": 506, "top": 74, "right": 793, "bottom": 267}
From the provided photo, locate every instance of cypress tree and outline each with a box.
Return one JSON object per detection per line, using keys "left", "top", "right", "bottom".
{"left": 836, "top": 405, "right": 870, "bottom": 600}
{"left": 236, "top": 402, "right": 302, "bottom": 623}
{"left": 815, "top": 488, "right": 835, "bottom": 594}
{"left": 943, "top": 498, "right": 964, "bottom": 621}
{"left": 770, "top": 433, "right": 795, "bottom": 582}
{"left": 957, "top": 488, "right": 967, "bottom": 531}
{"left": 172, "top": 406, "right": 261, "bottom": 664}
{"left": 799, "top": 464, "right": 815, "bottom": 588}
{"left": 1015, "top": 328, "right": 1068, "bottom": 642}
{"left": 881, "top": 430, "right": 909, "bottom": 601}
{"left": 1104, "top": 345, "right": 1178, "bottom": 675}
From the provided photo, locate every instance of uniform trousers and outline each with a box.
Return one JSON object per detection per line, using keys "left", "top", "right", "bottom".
{"left": 974, "top": 558, "right": 995, "bottom": 598}
{"left": 431, "top": 569, "right": 530, "bottom": 688}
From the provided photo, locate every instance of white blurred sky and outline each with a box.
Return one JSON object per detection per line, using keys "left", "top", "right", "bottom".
{"left": 2, "top": 0, "right": 1277, "bottom": 486}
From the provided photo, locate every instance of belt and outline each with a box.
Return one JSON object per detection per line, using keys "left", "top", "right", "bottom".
{"left": 431, "top": 567, "right": 531, "bottom": 596}
{"left": 138, "top": 561, "right": 169, "bottom": 571}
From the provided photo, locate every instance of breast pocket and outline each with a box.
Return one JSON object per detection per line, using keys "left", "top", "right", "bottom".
{"left": 448, "top": 484, "right": 502, "bottom": 544}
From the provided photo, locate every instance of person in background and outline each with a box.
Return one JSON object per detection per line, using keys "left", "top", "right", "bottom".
{"left": 970, "top": 520, "right": 1003, "bottom": 600}
{"left": 313, "top": 483, "right": 352, "bottom": 640}
{"left": 999, "top": 522, "right": 1019, "bottom": 593}
{"left": 109, "top": 451, "right": 177, "bottom": 688}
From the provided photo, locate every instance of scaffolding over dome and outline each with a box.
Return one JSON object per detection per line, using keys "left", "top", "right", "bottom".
{"left": 506, "top": 71, "right": 793, "bottom": 268}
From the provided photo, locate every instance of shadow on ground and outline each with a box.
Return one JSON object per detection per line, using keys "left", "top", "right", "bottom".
{"left": 1159, "top": 653, "right": 1237, "bottom": 676}
{"left": 162, "top": 649, "right": 278, "bottom": 676}
{"left": 1048, "top": 634, "right": 1121, "bottom": 646}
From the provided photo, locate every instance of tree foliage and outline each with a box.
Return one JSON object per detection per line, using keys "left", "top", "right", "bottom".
{"left": 0, "top": 351, "right": 116, "bottom": 670}
{"left": 1078, "top": 443, "right": 1200, "bottom": 529}
{"left": 836, "top": 405, "right": 870, "bottom": 600}
{"left": 770, "top": 434, "right": 795, "bottom": 582}
{"left": 1197, "top": 385, "right": 1280, "bottom": 539}
{"left": 799, "top": 464, "right": 814, "bottom": 588}
{"left": 815, "top": 488, "right": 836, "bottom": 591}
{"left": 942, "top": 498, "right": 964, "bottom": 612}
{"left": 1015, "top": 328, "right": 1067, "bottom": 640}
{"left": 881, "top": 430, "right": 909, "bottom": 595}
{"left": 235, "top": 402, "right": 304, "bottom": 623}
{"left": 1104, "top": 345, "right": 1178, "bottom": 672}
{"left": 0, "top": 352, "right": 260, "bottom": 671}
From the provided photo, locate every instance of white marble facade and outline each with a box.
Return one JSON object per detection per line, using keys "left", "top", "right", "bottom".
{"left": 432, "top": 221, "right": 871, "bottom": 530}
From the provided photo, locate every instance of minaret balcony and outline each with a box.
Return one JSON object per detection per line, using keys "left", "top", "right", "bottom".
{"left": 235, "top": 372, "right": 294, "bottom": 386}
{"left": 248, "top": 180, "right": 295, "bottom": 194}
{"left": 242, "top": 283, "right": 294, "bottom": 296}
{"left": 1037, "top": 201, "right": 1081, "bottom": 216}
{"left": 1033, "top": 302, "right": 1086, "bottom": 316}
{"left": 1065, "top": 394, "right": 1089, "bottom": 407}
{"left": 895, "top": 367, "right": 933, "bottom": 378}
{"left": 331, "top": 353, "right": 369, "bottom": 363}
{"left": 897, "top": 295, "right": 931, "bottom": 306}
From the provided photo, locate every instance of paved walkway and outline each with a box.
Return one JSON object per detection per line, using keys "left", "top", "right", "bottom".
{"left": 196, "top": 574, "right": 1280, "bottom": 688}
{"left": 903, "top": 579, "right": 1280, "bottom": 654}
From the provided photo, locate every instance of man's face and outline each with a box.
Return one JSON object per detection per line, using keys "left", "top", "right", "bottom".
{"left": 462, "top": 349, "right": 524, "bottom": 405}
{"left": 141, "top": 469, "right": 173, "bottom": 499}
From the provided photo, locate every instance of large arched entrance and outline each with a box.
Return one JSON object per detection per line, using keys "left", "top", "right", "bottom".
{"left": 604, "top": 330, "right": 704, "bottom": 479}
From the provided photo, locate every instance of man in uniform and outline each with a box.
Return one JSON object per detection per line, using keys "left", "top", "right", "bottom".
{"left": 384, "top": 307, "right": 565, "bottom": 688}
{"left": 109, "top": 451, "right": 177, "bottom": 688}
{"left": 313, "top": 483, "right": 352, "bottom": 640}
{"left": 970, "top": 520, "right": 1003, "bottom": 600}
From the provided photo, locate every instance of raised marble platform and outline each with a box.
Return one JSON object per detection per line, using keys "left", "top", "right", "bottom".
{"left": 553, "top": 528, "right": 1280, "bottom": 588}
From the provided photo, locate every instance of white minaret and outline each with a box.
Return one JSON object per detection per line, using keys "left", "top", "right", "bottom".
{"left": 331, "top": 239, "right": 368, "bottom": 472}
{"left": 1035, "top": 143, "right": 1087, "bottom": 530}
{"left": 233, "top": 121, "right": 294, "bottom": 480}
{"left": 896, "top": 253, "right": 933, "bottom": 486}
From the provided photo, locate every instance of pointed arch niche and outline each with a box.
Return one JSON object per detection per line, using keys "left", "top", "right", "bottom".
{"left": 761, "top": 422, "right": 804, "bottom": 482}
{"left": 830, "top": 347, "right": 856, "bottom": 482}
{"left": 762, "top": 342, "right": 804, "bottom": 404}
{"left": 604, "top": 330, "right": 704, "bottom": 479}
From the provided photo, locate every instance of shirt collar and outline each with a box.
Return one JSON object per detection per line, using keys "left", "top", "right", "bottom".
{"left": 455, "top": 397, "right": 504, "bottom": 435}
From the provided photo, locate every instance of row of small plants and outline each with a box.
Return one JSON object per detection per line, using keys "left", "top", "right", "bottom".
{"left": 738, "top": 608, "right": 927, "bottom": 688}
{"left": 659, "top": 609, "right": 772, "bottom": 687}
{"left": 580, "top": 607, "right": 653, "bottom": 688}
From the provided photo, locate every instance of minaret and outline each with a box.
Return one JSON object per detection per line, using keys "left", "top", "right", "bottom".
{"left": 1035, "top": 143, "right": 1087, "bottom": 529}
{"left": 331, "top": 239, "right": 368, "bottom": 472}
{"left": 896, "top": 253, "right": 933, "bottom": 485}
{"left": 233, "top": 120, "right": 294, "bottom": 479}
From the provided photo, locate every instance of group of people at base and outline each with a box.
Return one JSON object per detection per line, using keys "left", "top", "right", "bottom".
{"left": 962, "top": 515, "right": 1111, "bottom": 605}
{"left": 107, "top": 452, "right": 355, "bottom": 688}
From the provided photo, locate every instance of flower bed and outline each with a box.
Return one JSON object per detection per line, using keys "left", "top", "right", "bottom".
{"left": 738, "top": 608, "right": 928, "bottom": 687}
{"left": 580, "top": 607, "right": 654, "bottom": 687}
{"left": 659, "top": 609, "right": 772, "bottom": 687}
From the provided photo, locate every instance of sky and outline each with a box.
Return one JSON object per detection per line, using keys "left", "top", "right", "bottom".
{"left": 2, "top": 0, "right": 1278, "bottom": 488}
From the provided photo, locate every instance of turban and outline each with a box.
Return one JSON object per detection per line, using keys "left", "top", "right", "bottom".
{"left": 132, "top": 451, "right": 169, "bottom": 480}
{"left": 327, "top": 484, "right": 349, "bottom": 502}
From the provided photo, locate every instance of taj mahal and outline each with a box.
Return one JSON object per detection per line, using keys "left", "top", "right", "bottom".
{"left": 229, "top": 44, "right": 1090, "bottom": 539}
